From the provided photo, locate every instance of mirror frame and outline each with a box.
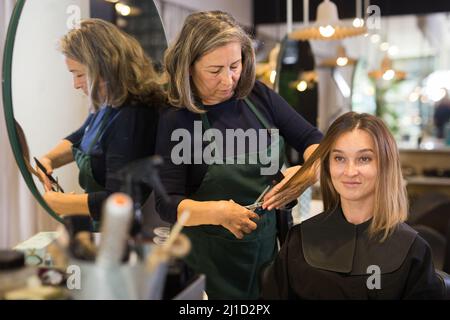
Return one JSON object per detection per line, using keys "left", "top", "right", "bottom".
{"left": 2, "top": 0, "right": 63, "bottom": 222}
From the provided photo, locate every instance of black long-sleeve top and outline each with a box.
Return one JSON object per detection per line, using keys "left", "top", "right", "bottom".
{"left": 155, "top": 81, "right": 323, "bottom": 224}
{"left": 65, "top": 102, "right": 159, "bottom": 220}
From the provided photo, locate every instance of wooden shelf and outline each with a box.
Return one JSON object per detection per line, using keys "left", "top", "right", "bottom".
{"left": 406, "top": 176, "right": 450, "bottom": 187}
{"left": 400, "top": 148, "right": 450, "bottom": 155}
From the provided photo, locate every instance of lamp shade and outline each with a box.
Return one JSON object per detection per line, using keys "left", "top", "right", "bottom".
{"left": 316, "top": 0, "right": 339, "bottom": 25}
{"left": 368, "top": 55, "right": 406, "bottom": 81}
{"left": 317, "top": 45, "right": 357, "bottom": 67}
{"left": 289, "top": 0, "right": 367, "bottom": 41}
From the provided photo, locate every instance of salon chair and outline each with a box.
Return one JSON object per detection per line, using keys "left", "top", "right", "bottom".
{"left": 408, "top": 191, "right": 450, "bottom": 227}
{"left": 436, "top": 270, "right": 450, "bottom": 300}
{"left": 412, "top": 224, "right": 450, "bottom": 299}
{"left": 409, "top": 201, "right": 450, "bottom": 275}
{"left": 412, "top": 225, "right": 447, "bottom": 271}
{"left": 417, "top": 203, "right": 450, "bottom": 237}
{"left": 409, "top": 192, "right": 450, "bottom": 223}
{"left": 407, "top": 193, "right": 450, "bottom": 237}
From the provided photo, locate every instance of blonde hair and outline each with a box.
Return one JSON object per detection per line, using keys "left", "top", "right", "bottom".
{"left": 59, "top": 18, "right": 165, "bottom": 110}
{"left": 164, "top": 11, "right": 255, "bottom": 113}
{"left": 301, "top": 112, "right": 408, "bottom": 242}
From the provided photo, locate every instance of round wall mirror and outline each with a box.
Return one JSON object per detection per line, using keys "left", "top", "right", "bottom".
{"left": 2, "top": 0, "right": 167, "bottom": 223}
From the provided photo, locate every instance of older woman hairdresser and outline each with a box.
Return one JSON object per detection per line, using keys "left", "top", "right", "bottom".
{"left": 155, "top": 11, "right": 322, "bottom": 299}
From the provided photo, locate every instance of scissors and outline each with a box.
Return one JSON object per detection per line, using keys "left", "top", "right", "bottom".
{"left": 244, "top": 170, "right": 298, "bottom": 211}
{"left": 245, "top": 201, "right": 264, "bottom": 211}
{"left": 245, "top": 185, "right": 270, "bottom": 211}
{"left": 34, "top": 157, "right": 65, "bottom": 193}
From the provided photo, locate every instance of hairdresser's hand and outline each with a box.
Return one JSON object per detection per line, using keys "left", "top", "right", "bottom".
{"left": 263, "top": 165, "right": 316, "bottom": 210}
{"left": 36, "top": 157, "right": 54, "bottom": 191}
{"left": 218, "top": 200, "right": 259, "bottom": 239}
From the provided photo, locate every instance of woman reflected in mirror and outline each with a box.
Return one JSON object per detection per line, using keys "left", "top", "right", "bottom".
{"left": 36, "top": 19, "right": 165, "bottom": 227}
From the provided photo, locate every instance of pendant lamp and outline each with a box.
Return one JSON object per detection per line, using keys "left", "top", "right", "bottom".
{"left": 289, "top": 0, "right": 367, "bottom": 41}
{"left": 368, "top": 55, "right": 406, "bottom": 81}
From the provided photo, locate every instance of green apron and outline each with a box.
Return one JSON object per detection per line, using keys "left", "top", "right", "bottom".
{"left": 182, "top": 97, "right": 285, "bottom": 299}
{"left": 72, "top": 108, "right": 112, "bottom": 231}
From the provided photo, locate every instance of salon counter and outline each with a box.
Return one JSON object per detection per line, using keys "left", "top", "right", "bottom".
{"left": 400, "top": 148, "right": 450, "bottom": 199}
{"left": 10, "top": 231, "right": 206, "bottom": 300}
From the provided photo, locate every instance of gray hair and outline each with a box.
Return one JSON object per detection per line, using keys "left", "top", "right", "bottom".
{"left": 164, "top": 11, "right": 255, "bottom": 113}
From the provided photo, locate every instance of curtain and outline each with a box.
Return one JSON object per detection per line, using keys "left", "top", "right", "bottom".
{"left": 0, "top": 0, "right": 58, "bottom": 249}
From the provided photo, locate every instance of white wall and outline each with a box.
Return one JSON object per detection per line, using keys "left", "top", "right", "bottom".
{"left": 12, "top": 0, "right": 90, "bottom": 195}
{"left": 161, "top": 0, "right": 252, "bottom": 26}
{"left": 154, "top": 0, "right": 253, "bottom": 45}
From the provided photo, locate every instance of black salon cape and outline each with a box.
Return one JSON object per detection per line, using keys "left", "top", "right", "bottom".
{"left": 261, "top": 207, "right": 444, "bottom": 300}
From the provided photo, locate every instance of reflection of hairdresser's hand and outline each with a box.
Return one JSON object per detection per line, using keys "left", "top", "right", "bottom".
{"left": 36, "top": 157, "right": 54, "bottom": 191}
{"left": 43, "top": 190, "right": 66, "bottom": 215}
{"left": 263, "top": 165, "right": 316, "bottom": 210}
{"left": 43, "top": 189, "right": 84, "bottom": 215}
{"left": 218, "top": 200, "right": 259, "bottom": 239}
